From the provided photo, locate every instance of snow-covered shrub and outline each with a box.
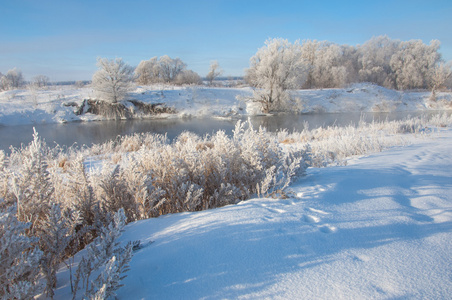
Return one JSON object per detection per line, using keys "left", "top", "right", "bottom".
{"left": 71, "top": 209, "right": 133, "bottom": 299}
{"left": 275, "top": 115, "right": 450, "bottom": 167}
{"left": 97, "top": 164, "right": 138, "bottom": 222}
{"left": 0, "top": 150, "right": 7, "bottom": 202}
{"left": 7, "top": 129, "right": 53, "bottom": 234}
{"left": 429, "top": 112, "right": 452, "bottom": 127}
{"left": 59, "top": 154, "right": 103, "bottom": 250}
{"left": 89, "top": 120, "right": 311, "bottom": 217}
{"left": 38, "top": 204, "right": 80, "bottom": 298}
{"left": 0, "top": 205, "right": 43, "bottom": 299}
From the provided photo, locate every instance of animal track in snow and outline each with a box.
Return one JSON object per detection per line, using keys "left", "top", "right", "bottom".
{"left": 296, "top": 184, "right": 330, "bottom": 199}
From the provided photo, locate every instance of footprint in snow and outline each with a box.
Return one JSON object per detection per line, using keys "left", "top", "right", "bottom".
{"left": 302, "top": 214, "right": 320, "bottom": 223}
{"left": 308, "top": 207, "right": 329, "bottom": 215}
{"left": 265, "top": 207, "right": 287, "bottom": 214}
{"left": 319, "top": 225, "right": 337, "bottom": 234}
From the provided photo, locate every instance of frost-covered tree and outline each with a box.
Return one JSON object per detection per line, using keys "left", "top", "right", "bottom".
{"left": 300, "top": 39, "right": 322, "bottom": 89}
{"left": 429, "top": 63, "right": 451, "bottom": 92}
{"left": 32, "top": 75, "right": 50, "bottom": 88}
{"left": 159, "top": 55, "right": 186, "bottom": 83}
{"left": 311, "top": 43, "right": 349, "bottom": 88}
{"left": 206, "top": 60, "right": 223, "bottom": 85}
{"left": 3, "top": 68, "right": 24, "bottom": 90}
{"left": 428, "top": 62, "right": 452, "bottom": 101}
{"left": 246, "top": 38, "right": 306, "bottom": 113}
{"left": 0, "top": 72, "right": 7, "bottom": 91}
{"left": 300, "top": 40, "right": 359, "bottom": 89}
{"left": 247, "top": 36, "right": 445, "bottom": 91}
{"left": 175, "top": 70, "right": 202, "bottom": 85}
{"left": 135, "top": 57, "right": 160, "bottom": 85}
{"left": 92, "top": 58, "right": 135, "bottom": 103}
{"left": 390, "top": 39, "right": 441, "bottom": 90}
{"left": 0, "top": 205, "right": 43, "bottom": 299}
{"left": 135, "top": 56, "right": 199, "bottom": 85}
{"left": 358, "top": 35, "right": 400, "bottom": 88}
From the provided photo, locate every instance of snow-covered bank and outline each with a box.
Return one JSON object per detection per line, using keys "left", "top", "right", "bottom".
{"left": 0, "top": 83, "right": 451, "bottom": 126}
{"left": 51, "top": 127, "right": 452, "bottom": 299}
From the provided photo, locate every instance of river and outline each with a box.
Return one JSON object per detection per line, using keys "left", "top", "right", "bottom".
{"left": 0, "top": 112, "right": 434, "bottom": 153}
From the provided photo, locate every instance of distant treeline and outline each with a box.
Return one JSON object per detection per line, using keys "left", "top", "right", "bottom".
{"left": 246, "top": 35, "right": 451, "bottom": 92}
{"left": 2, "top": 36, "right": 450, "bottom": 93}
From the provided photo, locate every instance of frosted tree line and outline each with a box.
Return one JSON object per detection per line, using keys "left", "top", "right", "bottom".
{"left": 247, "top": 35, "right": 450, "bottom": 90}
{"left": 3, "top": 35, "right": 450, "bottom": 107}
{"left": 0, "top": 68, "right": 51, "bottom": 91}
{"left": 135, "top": 55, "right": 202, "bottom": 86}
{"left": 246, "top": 36, "right": 451, "bottom": 112}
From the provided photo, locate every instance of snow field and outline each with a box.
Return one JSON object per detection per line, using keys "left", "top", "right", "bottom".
{"left": 104, "top": 128, "right": 452, "bottom": 299}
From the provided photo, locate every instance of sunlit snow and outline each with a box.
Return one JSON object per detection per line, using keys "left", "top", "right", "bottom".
{"left": 53, "top": 128, "right": 452, "bottom": 299}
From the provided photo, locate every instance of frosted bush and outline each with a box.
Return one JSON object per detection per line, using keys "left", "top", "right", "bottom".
{"left": 72, "top": 209, "right": 133, "bottom": 299}
{"left": 116, "top": 120, "right": 310, "bottom": 216}
{"left": 0, "top": 205, "right": 43, "bottom": 299}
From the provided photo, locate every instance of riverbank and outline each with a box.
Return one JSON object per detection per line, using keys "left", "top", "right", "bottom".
{"left": 51, "top": 123, "right": 452, "bottom": 299}
{"left": 0, "top": 83, "right": 451, "bottom": 126}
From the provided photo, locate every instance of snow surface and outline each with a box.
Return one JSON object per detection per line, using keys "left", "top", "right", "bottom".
{"left": 53, "top": 128, "right": 452, "bottom": 299}
{"left": 0, "top": 83, "right": 451, "bottom": 126}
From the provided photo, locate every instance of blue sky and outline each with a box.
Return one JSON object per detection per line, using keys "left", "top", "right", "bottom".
{"left": 1, "top": 0, "right": 451, "bottom": 81}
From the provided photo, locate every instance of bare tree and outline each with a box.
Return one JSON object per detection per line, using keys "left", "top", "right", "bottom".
{"left": 92, "top": 58, "right": 135, "bottom": 103}
{"left": 206, "top": 60, "right": 223, "bottom": 85}
{"left": 32, "top": 75, "right": 50, "bottom": 88}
